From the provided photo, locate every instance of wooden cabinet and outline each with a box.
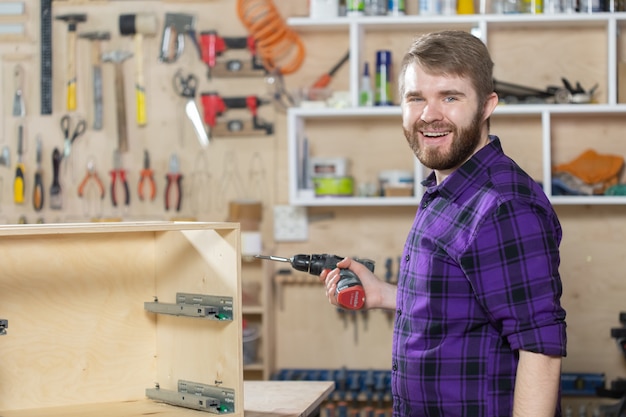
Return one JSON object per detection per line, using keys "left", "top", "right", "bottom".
{"left": 0, "top": 221, "right": 244, "bottom": 416}
{"left": 286, "top": 13, "right": 626, "bottom": 206}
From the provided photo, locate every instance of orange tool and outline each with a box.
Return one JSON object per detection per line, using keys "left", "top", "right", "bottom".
{"left": 311, "top": 51, "right": 349, "bottom": 89}
{"left": 138, "top": 149, "right": 156, "bottom": 201}
{"left": 110, "top": 150, "right": 130, "bottom": 207}
{"left": 78, "top": 159, "right": 105, "bottom": 199}
{"left": 165, "top": 153, "right": 182, "bottom": 211}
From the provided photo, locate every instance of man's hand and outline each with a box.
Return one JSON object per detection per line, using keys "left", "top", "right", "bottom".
{"left": 319, "top": 257, "right": 397, "bottom": 311}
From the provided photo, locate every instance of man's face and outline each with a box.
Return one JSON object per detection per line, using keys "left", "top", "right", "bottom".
{"left": 401, "top": 63, "right": 490, "bottom": 173}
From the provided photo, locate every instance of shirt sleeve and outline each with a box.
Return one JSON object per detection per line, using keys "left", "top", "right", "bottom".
{"left": 459, "top": 199, "right": 567, "bottom": 357}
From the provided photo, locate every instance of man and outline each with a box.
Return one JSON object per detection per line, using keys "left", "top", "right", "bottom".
{"left": 320, "top": 30, "right": 567, "bottom": 417}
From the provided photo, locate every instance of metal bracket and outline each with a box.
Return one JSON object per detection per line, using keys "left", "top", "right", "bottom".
{"left": 146, "top": 380, "right": 235, "bottom": 414}
{"left": 0, "top": 319, "right": 6, "bottom": 335}
{"left": 144, "top": 293, "right": 233, "bottom": 321}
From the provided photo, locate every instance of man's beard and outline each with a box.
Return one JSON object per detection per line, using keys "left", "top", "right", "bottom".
{"left": 403, "top": 108, "right": 484, "bottom": 171}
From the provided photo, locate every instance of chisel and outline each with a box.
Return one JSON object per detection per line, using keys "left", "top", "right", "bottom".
{"left": 13, "top": 124, "right": 24, "bottom": 204}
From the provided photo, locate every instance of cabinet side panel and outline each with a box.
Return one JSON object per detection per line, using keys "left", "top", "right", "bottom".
{"left": 0, "top": 232, "right": 156, "bottom": 410}
{"left": 154, "top": 228, "right": 243, "bottom": 415}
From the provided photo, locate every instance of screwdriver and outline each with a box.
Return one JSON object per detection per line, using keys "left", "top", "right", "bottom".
{"left": 255, "top": 254, "right": 374, "bottom": 310}
{"left": 13, "top": 124, "right": 25, "bottom": 204}
{"left": 310, "top": 51, "right": 349, "bottom": 90}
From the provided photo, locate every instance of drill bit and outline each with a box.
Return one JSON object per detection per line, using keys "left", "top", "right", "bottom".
{"left": 254, "top": 255, "right": 291, "bottom": 263}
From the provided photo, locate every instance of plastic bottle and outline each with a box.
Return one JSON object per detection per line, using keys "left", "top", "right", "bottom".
{"left": 347, "top": 0, "right": 365, "bottom": 15}
{"left": 359, "top": 62, "right": 374, "bottom": 107}
{"left": 375, "top": 51, "right": 393, "bottom": 106}
{"left": 388, "top": 0, "right": 406, "bottom": 14}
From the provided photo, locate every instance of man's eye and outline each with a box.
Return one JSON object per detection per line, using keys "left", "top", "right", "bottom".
{"left": 444, "top": 96, "right": 457, "bottom": 103}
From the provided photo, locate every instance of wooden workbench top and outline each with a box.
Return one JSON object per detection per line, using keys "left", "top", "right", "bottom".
{"left": 0, "top": 381, "right": 335, "bottom": 417}
{"left": 244, "top": 381, "right": 335, "bottom": 417}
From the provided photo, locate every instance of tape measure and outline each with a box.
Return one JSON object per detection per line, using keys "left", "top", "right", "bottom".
{"left": 40, "top": 0, "right": 52, "bottom": 115}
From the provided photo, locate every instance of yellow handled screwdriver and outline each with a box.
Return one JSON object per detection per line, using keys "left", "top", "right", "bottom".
{"left": 14, "top": 124, "right": 25, "bottom": 204}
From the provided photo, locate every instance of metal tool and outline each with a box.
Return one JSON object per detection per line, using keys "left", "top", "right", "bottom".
{"left": 49, "top": 147, "right": 62, "bottom": 209}
{"left": 13, "top": 124, "right": 24, "bottom": 204}
{"left": 165, "top": 153, "right": 182, "bottom": 211}
{"left": 79, "top": 31, "right": 110, "bottom": 130}
{"left": 110, "top": 150, "right": 129, "bottom": 207}
{"left": 173, "top": 69, "right": 209, "bottom": 147}
{"left": 198, "top": 31, "right": 264, "bottom": 78}
{"left": 55, "top": 13, "right": 87, "bottom": 111}
{"left": 119, "top": 13, "right": 157, "bottom": 126}
{"left": 78, "top": 159, "right": 105, "bottom": 199}
{"left": 138, "top": 149, "right": 156, "bottom": 201}
{"left": 158, "top": 13, "right": 198, "bottom": 63}
{"left": 12, "top": 64, "right": 25, "bottom": 117}
{"left": 255, "top": 254, "right": 375, "bottom": 310}
{"left": 33, "top": 136, "right": 43, "bottom": 211}
{"left": 199, "top": 92, "right": 273, "bottom": 138}
{"left": 102, "top": 50, "right": 133, "bottom": 152}
{"left": 60, "top": 114, "right": 86, "bottom": 160}
{"left": 40, "top": 0, "right": 53, "bottom": 115}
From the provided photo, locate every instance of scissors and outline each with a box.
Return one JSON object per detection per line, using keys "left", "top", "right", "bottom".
{"left": 60, "top": 114, "right": 86, "bottom": 159}
{"left": 173, "top": 69, "right": 209, "bottom": 148}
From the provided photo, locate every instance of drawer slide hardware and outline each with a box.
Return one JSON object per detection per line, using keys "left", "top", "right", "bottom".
{"left": 0, "top": 319, "right": 7, "bottom": 335}
{"left": 146, "top": 380, "right": 235, "bottom": 414}
{"left": 144, "top": 292, "right": 233, "bottom": 321}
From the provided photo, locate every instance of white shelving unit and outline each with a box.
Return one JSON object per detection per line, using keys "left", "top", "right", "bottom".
{"left": 286, "top": 13, "right": 626, "bottom": 207}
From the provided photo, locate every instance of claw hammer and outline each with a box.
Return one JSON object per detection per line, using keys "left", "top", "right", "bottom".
{"left": 79, "top": 31, "right": 110, "bottom": 130}
{"left": 102, "top": 50, "right": 133, "bottom": 152}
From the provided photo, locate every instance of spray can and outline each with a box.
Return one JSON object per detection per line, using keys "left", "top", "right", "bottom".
{"left": 388, "top": 0, "right": 406, "bottom": 14}
{"left": 375, "top": 50, "right": 393, "bottom": 106}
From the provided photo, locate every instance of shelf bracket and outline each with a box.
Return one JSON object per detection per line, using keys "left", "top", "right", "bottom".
{"left": 146, "top": 380, "right": 236, "bottom": 414}
{"left": 0, "top": 319, "right": 6, "bottom": 335}
{"left": 144, "top": 292, "right": 233, "bottom": 321}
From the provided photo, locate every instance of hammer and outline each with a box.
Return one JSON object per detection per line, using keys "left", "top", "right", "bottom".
{"left": 55, "top": 14, "right": 87, "bottom": 112}
{"left": 102, "top": 50, "right": 133, "bottom": 153}
{"left": 79, "top": 31, "right": 110, "bottom": 130}
{"left": 119, "top": 13, "right": 157, "bottom": 127}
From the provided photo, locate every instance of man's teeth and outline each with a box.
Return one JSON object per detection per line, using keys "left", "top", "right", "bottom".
{"left": 423, "top": 131, "right": 448, "bottom": 137}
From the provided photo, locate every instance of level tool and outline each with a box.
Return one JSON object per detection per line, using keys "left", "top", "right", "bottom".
{"left": 40, "top": 0, "right": 52, "bottom": 115}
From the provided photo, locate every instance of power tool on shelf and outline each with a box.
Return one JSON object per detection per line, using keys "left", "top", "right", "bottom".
{"left": 198, "top": 31, "right": 265, "bottom": 78}
{"left": 255, "top": 253, "right": 374, "bottom": 310}
{"left": 200, "top": 92, "right": 274, "bottom": 138}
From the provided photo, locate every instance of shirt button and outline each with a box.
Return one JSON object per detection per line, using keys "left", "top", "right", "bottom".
{"left": 397, "top": 309, "right": 402, "bottom": 316}
{"left": 392, "top": 362, "right": 398, "bottom": 371}
{"left": 422, "top": 200, "right": 429, "bottom": 209}
{"left": 405, "top": 254, "right": 410, "bottom": 262}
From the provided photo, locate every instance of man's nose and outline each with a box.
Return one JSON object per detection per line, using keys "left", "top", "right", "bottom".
{"left": 420, "top": 103, "right": 443, "bottom": 123}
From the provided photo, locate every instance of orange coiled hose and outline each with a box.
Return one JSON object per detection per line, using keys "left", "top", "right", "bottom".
{"left": 236, "top": 0, "right": 305, "bottom": 75}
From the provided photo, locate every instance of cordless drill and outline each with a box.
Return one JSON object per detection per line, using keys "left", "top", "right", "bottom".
{"left": 255, "top": 254, "right": 375, "bottom": 310}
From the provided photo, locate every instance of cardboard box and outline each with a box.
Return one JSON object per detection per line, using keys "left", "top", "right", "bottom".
{"left": 0, "top": 222, "right": 244, "bottom": 416}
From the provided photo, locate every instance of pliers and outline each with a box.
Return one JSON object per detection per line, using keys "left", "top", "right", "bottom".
{"left": 138, "top": 150, "right": 156, "bottom": 201}
{"left": 165, "top": 153, "right": 183, "bottom": 211}
{"left": 78, "top": 159, "right": 105, "bottom": 199}
{"left": 110, "top": 150, "right": 130, "bottom": 207}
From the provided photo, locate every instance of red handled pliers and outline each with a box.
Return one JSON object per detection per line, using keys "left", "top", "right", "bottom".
{"left": 138, "top": 150, "right": 156, "bottom": 201}
{"left": 110, "top": 150, "right": 130, "bottom": 207}
{"left": 165, "top": 153, "right": 183, "bottom": 211}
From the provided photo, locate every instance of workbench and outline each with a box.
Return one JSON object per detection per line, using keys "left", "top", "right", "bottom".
{"left": 244, "top": 381, "right": 334, "bottom": 417}
{"left": 0, "top": 381, "right": 335, "bottom": 417}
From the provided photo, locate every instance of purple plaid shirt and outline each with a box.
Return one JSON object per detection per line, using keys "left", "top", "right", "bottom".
{"left": 392, "top": 136, "right": 567, "bottom": 417}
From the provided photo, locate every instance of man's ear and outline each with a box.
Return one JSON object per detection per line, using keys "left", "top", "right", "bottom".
{"left": 483, "top": 92, "right": 499, "bottom": 120}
